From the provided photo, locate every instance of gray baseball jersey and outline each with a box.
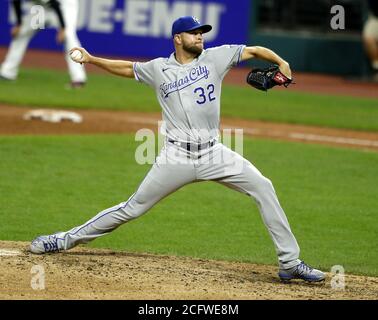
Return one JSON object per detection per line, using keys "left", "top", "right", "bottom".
{"left": 133, "top": 45, "right": 245, "bottom": 143}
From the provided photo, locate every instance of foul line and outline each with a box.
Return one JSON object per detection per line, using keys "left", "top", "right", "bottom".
{"left": 289, "top": 133, "right": 378, "bottom": 147}
{"left": 0, "top": 249, "right": 21, "bottom": 256}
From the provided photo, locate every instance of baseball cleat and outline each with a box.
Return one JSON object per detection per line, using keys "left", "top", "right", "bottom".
{"left": 64, "top": 82, "right": 86, "bottom": 90}
{"left": 70, "top": 81, "right": 86, "bottom": 89}
{"left": 30, "top": 234, "right": 61, "bottom": 254}
{"left": 278, "top": 261, "right": 325, "bottom": 282}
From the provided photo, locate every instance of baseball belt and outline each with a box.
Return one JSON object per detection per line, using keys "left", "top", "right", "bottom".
{"left": 168, "top": 138, "right": 217, "bottom": 152}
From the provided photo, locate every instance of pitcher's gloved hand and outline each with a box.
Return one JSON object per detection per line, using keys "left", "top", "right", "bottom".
{"left": 246, "top": 65, "right": 293, "bottom": 91}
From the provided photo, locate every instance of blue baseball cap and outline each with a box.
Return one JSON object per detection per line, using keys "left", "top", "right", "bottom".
{"left": 171, "top": 16, "right": 212, "bottom": 37}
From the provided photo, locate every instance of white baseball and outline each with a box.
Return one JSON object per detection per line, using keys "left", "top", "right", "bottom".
{"left": 70, "top": 49, "right": 82, "bottom": 62}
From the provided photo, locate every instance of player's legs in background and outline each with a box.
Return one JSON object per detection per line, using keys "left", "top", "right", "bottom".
{"left": 37, "top": 144, "right": 197, "bottom": 251}
{"left": 60, "top": 0, "right": 86, "bottom": 84}
{"left": 197, "top": 144, "right": 300, "bottom": 270}
{"left": 362, "top": 15, "right": 378, "bottom": 80}
{"left": 0, "top": 14, "right": 37, "bottom": 80}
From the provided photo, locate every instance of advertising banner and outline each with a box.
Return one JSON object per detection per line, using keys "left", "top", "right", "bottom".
{"left": 0, "top": 0, "right": 250, "bottom": 58}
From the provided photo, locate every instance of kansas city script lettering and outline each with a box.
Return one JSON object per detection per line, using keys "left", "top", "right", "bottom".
{"left": 160, "top": 65, "right": 210, "bottom": 97}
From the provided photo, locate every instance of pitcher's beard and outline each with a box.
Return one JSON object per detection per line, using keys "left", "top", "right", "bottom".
{"left": 183, "top": 43, "right": 203, "bottom": 56}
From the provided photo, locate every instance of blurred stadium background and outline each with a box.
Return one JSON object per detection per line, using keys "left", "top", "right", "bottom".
{"left": 0, "top": 0, "right": 375, "bottom": 77}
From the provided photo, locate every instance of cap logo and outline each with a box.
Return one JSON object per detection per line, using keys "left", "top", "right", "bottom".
{"left": 192, "top": 16, "right": 200, "bottom": 24}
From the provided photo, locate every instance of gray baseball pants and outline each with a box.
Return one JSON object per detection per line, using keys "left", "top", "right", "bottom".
{"left": 55, "top": 142, "right": 300, "bottom": 269}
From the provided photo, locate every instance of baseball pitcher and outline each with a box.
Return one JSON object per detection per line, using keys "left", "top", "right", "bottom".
{"left": 30, "top": 16, "right": 325, "bottom": 282}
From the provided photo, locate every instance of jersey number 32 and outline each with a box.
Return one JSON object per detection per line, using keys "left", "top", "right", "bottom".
{"left": 194, "top": 84, "right": 216, "bottom": 105}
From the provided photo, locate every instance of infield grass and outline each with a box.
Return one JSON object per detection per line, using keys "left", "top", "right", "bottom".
{"left": 0, "top": 134, "right": 377, "bottom": 276}
{"left": 0, "top": 67, "right": 377, "bottom": 131}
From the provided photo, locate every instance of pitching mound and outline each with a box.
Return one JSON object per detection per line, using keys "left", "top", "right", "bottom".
{"left": 0, "top": 241, "right": 377, "bottom": 300}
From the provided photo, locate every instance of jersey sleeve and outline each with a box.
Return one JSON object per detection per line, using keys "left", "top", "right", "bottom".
{"left": 133, "top": 59, "right": 159, "bottom": 87}
{"left": 207, "top": 45, "right": 246, "bottom": 79}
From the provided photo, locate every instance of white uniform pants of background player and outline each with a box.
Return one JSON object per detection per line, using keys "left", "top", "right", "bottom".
{"left": 0, "top": 0, "right": 86, "bottom": 83}
{"left": 55, "top": 142, "right": 301, "bottom": 270}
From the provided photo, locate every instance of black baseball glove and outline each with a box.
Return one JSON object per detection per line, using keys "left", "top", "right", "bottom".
{"left": 246, "top": 65, "right": 293, "bottom": 91}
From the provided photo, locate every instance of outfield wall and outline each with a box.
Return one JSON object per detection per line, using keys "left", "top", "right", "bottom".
{"left": 247, "top": 32, "right": 367, "bottom": 76}
{"left": 0, "top": 0, "right": 250, "bottom": 58}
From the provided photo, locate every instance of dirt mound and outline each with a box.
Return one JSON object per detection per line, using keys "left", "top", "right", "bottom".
{"left": 0, "top": 241, "right": 377, "bottom": 300}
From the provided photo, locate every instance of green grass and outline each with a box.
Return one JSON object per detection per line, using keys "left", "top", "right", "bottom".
{"left": 0, "top": 67, "right": 377, "bottom": 131}
{"left": 0, "top": 134, "right": 377, "bottom": 276}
